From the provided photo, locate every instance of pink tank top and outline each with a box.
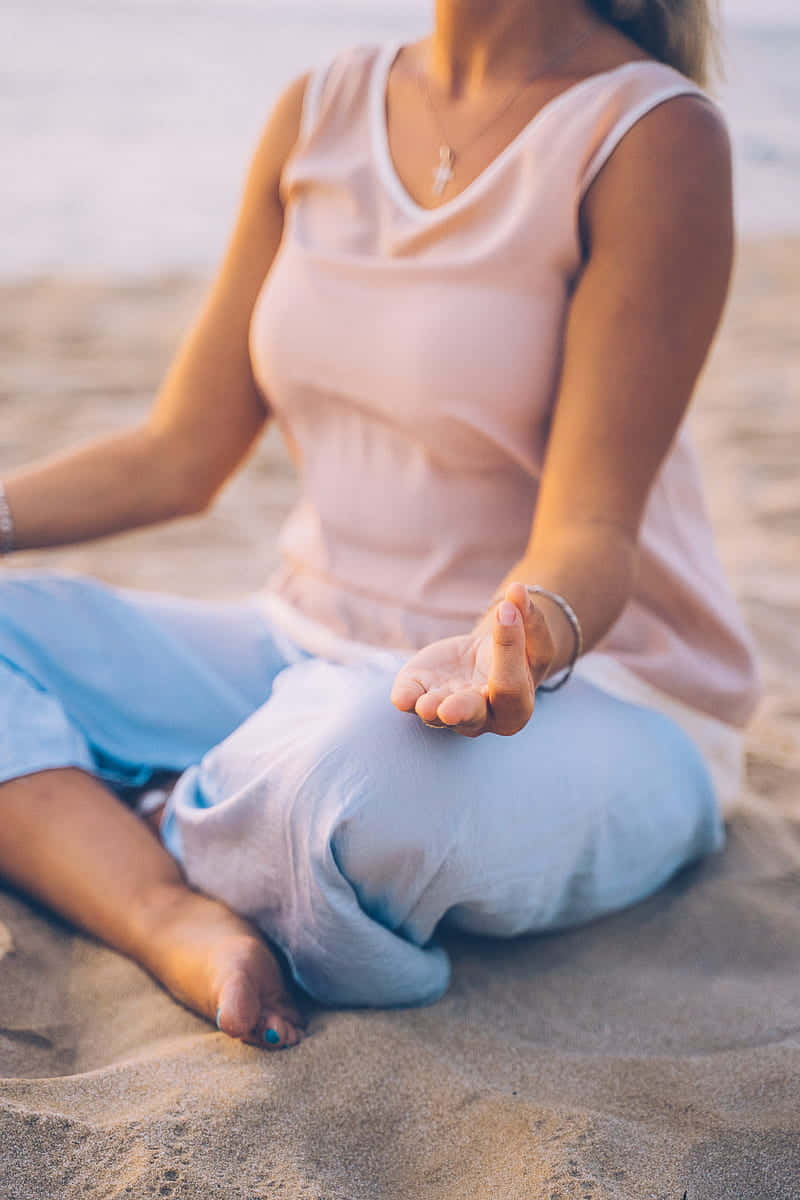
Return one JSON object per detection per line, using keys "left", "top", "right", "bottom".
{"left": 249, "top": 40, "right": 761, "bottom": 729}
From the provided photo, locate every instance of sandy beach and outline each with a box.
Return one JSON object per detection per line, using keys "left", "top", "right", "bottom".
{"left": 1, "top": 234, "right": 799, "bottom": 1199}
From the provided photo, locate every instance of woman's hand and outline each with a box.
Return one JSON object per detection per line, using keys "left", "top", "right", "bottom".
{"left": 390, "top": 582, "right": 556, "bottom": 737}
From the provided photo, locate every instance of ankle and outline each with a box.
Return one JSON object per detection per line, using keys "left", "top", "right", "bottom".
{"left": 129, "top": 879, "right": 203, "bottom": 961}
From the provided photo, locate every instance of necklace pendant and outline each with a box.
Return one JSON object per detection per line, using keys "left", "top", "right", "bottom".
{"left": 432, "top": 145, "right": 455, "bottom": 197}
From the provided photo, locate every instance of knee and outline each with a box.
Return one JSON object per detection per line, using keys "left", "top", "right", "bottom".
{"left": 0, "top": 570, "right": 107, "bottom": 646}
{"left": 193, "top": 659, "right": 466, "bottom": 937}
{"left": 281, "top": 669, "right": 458, "bottom": 931}
{"left": 632, "top": 708, "right": 723, "bottom": 851}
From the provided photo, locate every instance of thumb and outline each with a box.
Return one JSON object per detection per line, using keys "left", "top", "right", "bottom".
{"left": 488, "top": 600, "right": 533, "bottom": 735}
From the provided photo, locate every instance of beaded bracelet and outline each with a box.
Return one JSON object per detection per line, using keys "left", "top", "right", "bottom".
{"left": 0, "top": 482, "right": 14, "bottom": 556}
{"left": 491, "top": 584, "right": 583, "bottom": 693}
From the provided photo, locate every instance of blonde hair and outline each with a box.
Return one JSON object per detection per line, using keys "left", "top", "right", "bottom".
{"left": 586, "top": 0, "right": 724, "bottom": 87}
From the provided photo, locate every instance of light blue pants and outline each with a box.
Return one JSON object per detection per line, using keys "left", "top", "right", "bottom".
{"left": 0, "top": 570, "right": 724, "bottom": 1007}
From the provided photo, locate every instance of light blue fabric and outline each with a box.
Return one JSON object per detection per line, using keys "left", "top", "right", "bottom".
{"left": 0, "top": 569, "right": 724, "bottom": 1008}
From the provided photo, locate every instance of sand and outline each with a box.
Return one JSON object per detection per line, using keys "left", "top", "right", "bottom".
{"left": 1, "top": 236, "right": 799, "bottom": 1200}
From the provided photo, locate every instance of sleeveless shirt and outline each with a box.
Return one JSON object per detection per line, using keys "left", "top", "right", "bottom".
{"left": 248, "top": 40, "right": 761, "bottom": 809}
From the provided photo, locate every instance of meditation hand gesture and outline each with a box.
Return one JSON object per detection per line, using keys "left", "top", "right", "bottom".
{"left": 390, "top": 582, "right": 556, "bottom": 738}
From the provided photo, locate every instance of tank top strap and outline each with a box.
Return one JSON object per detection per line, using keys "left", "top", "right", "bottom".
{"left": 578, "top": 63, "right": 718, "bottom": 203}
{"left": 298, "top": 42, "right": 380, "bottom": 144}
{"left": 298, "top": 54, "right": 332, "bottom": 142}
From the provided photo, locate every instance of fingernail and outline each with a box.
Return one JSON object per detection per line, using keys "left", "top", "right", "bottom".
{"left": 216, "top": 1006, "right": 223, "bottom": 1030}
{"left": 498, "top": 601, "right": 518, "bottom": 626}
{"left": 265, "top": 1028, "right": 281, "bottom": 1045}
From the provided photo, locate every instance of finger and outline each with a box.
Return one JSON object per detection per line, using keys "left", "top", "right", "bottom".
{"left": 391, "top": 674, "right": 427, "bottom": 712}
{"left": 501, "top": 580, "right": 528, "bottom": 610}
{"left": 437, "top": 689, "right": 486, "bottom": 731}
{"left": 488, "top": 600, "right": 533, "bottom": 735}
{"left": 415, "top": 686, "right": 455, "bottom": 724}
{"left": 499, "top": 582, "right": 555, "bottom": 684}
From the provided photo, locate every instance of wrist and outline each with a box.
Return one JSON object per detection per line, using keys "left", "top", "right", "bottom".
{"left": 528, "top": 593, "right": 575, "bottom": 675}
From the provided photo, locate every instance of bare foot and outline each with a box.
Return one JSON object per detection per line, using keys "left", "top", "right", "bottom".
{"left": 131, "top": 781, "right": 303, "bottom": 1049}
{"left": 137, "top": 883, "right": 306, "bottom": 1051}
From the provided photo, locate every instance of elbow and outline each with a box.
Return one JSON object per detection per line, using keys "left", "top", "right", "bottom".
{"left": 174, "top": 466, "right": 218, "bottom": 516}
{"left": 176, "top": 489, "right": 214, "bottom": 519}
{"left": 172, "top": 468, "right": 220, "bottom": 519}
{"left": 137, "top": 426, "right": 219, "bottom": 520}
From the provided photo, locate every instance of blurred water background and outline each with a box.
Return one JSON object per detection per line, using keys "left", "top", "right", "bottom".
{"left": 2, "top": 0, "right": 798, "bottom": 277}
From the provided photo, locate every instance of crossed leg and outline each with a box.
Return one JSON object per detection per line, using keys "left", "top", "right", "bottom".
{"left": 0, "top": 571, "right": 312, "bottom": 1049}
{"left": 163, "top": 659, "right": 725, "bottom": 1010}
{"left": 0, "top": 767, "right": 305, "bottom": 1047}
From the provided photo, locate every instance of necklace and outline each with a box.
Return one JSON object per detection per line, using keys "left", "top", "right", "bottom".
{"left": 414, "top": 23, "right": 603, "bottom": 198}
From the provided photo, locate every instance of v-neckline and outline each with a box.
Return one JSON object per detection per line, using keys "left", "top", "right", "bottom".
{"left": 371, "top": 38, "right": 654, "bottom": 223}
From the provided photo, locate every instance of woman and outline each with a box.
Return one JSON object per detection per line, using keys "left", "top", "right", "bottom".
{"left": 0, "top": 0, "right": 760, "bottom": 1051}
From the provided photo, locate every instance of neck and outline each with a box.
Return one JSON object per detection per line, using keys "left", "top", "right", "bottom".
{"left": 429, "top": 0, "right": 601, "bottom": 97}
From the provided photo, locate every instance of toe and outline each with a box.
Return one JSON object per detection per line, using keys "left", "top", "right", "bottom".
{"left": 244, "top": 1011, "right": 304, "bottom": 1051}
{"left": 215, "top": 972, "right": 263, "bottom": 1040}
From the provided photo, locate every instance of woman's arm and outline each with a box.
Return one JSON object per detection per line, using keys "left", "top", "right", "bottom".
{"left": 492, "top": 92, "right": 736, "bottom": 678}
{"left": 393, "top": 93, "right": 735, "bottom": 735}
{"left": 3, "top": 69, "right": 310, "bottom": 552}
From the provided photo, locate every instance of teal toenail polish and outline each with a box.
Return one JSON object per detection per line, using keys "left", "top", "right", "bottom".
{"left": 216, "top": 1007, "right": 223, "bottom": 1030}
{"left": 265, "top": 1028, "right": 281, "bottom": 1045}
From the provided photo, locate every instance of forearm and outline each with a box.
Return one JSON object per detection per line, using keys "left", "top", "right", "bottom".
{"left": 490, "top": 522, "right": 638, "bottom": 679}
{"left": 2, "top": 425, "right": 201, "bottom": 553}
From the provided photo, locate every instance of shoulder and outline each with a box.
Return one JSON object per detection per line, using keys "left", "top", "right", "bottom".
{"left": 247, "top": 69, "right": 313, "bottom": 201}
{"left": 301, "top": 40, "right": 385, "bottom": 103}
{"left": 286, "top": 40, "right": 386, "bottom": 140}
{"left": 579, "top": 71, "right": 733, "bottom": 261}
{"left": 248, "top": 41, "right": 385, "bottom": 195}
{"left": 594, "top": 74, "right": 731, "bottom": 196}
{"left": 575, "top": 20, "right": 731, "bottom": 199}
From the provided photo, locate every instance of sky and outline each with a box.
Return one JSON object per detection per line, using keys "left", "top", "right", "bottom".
{"left": 126, "top": 0, "right": 799, "bottom": 26}
{"left": 722, "top": 0, "right": 798, "bottom": 22}
{"left": 309, "top": 0, "right": 800, "bottom": 30}
{"left": 332, "top": 0, "right": 799, "bottom": 24}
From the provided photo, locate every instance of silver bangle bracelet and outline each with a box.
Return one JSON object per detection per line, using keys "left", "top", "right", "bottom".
{"left": 525, "top": 585, "right": 583, "bottom": 692}
{"left": 0, "top": 482, "right": 15, "bottom": 556}
{"left": 491, "top": 584, "right": 583, "bottom": 693}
